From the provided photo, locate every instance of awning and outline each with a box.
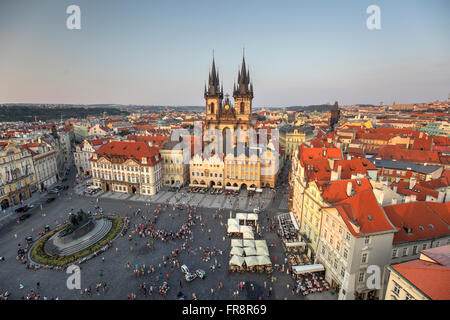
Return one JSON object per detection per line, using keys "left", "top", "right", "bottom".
{"left": 189, "top": 184, "right": 207, "bottom": 187}
{"left": 229, "top": 255, "right": 245, "bottom": 267}
{"left": 285, "top": 241, "right": 306, "bottom": 248}
{"left": 255, "top": 188, "right": 263, "bottom": 193}
{"left": 225, "top": 186, "right": 240, "bottom": 191}
{"left": 292, "top": 264, "right": 325, "bottom": 275}
{"left": 248, "top": 187, "right": 256, "bottom": 191}
{"left": 212, "top": 185, "right": 223, "bottom": 189}
{"left": 290, "top": 212, "right": 300, "bottom": 230}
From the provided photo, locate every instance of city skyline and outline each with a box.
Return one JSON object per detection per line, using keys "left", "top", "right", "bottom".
{"left": 1, "top": 0, "right": 449, "bottom": 107}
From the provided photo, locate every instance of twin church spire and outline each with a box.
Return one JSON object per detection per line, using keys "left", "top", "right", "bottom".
{"left": 204, "top": 53, "right": 253, "bottom": 100}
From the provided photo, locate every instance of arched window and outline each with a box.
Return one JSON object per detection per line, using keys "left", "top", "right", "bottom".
{"left": 210, "top": 102, "right": 215, "bottom": 114}
{"left": 240, "top": 102, "right": 245, "bottom": 114}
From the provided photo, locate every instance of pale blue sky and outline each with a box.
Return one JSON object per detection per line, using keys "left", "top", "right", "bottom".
{"left": 0, "top": 0, "right": 449, "bottom": 107}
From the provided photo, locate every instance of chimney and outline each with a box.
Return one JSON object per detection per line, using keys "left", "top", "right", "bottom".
{"left": 346, "top": 181, "right": 353, "bottom": 197}
{"left": 322, "top": 149, "right": 327, "bottom": 157}
{"left": 410, "top": 194, "right": 417, "bottom": 202}
{"left": 437, "top": 191, "right": 444, "bottom": 203}
{"left": 337, "top": 165, "right": 342, "bottom": 180}
{"left": 405, "top": 196, "right": 411, "bottom": 203}
{"left": 409, "top": 177, "right": 416, "bottom": 190}
{"left": 425, "top": 195, "right": 433, "bottom": 202}
{"left": 379, "top": 190, "right": 385, "bottom": 205}
{"left": 395, "top": 177, "right": 400, "bottom": 183}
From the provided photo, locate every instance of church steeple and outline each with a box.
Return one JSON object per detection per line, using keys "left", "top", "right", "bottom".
{"left": 206, "top": 56, "right": 222, "bottom": 98}
{"left": 234, "top": 54, "right": 253, "bottom": 97}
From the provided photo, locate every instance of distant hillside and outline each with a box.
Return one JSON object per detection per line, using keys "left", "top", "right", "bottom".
{"left": 0, "top": 106, "right": 129, "bottom": 122}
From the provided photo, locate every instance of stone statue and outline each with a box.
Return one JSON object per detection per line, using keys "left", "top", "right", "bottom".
{"left": 60, "top": 209, "right": 90, "bottom": 237}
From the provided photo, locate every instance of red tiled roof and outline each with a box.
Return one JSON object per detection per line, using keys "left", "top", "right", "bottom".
{"left": 332, "top": 190, "right": 396, "bottom": 237}
{"left": 391, "top": 180, "right": 439, "bottom": 201}
{"left": 391, "top": 259, "right": 450, "bottom": 300}
{"left": 376, "top": 145, "right": 441, "bottom": 164}
{"left": 320, "top": 178, "right": 373, "bottom": 204}
{"left": 418, "top": 177, "right": 449, "bottom": 190}
{"left": 333, "top": 158, "right": 377, "bottom": 179}
{"left": 383, "top": 202, "right": 450, "bottom": 244}
{"left": 298, "top": 145, "right": 343, "bottom": 164}
{"left": 303, "top": 160, "right": 332, "bottom": 182}
{"left": 94, "top": 141, "right": 161, "bottom": 166}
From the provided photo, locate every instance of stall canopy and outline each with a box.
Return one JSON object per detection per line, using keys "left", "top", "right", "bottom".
{"left": 244, "top": 246, "right": 257, "bottom": 256}
{"left": 243, "top": 239, "right": 255, "bottom": 247}
{"left": 230, "top": 247, "right": 244, "bottom": 256}
{"left": 244, "top": 256, "right": 259, "bottom": 267}
{"left": 227, "top": 225, "right": 240, "bottom": 233}
{"left": 229, "top": 255, "right": 245, "bottom": 267}
{"left": 239, "top": 225, "right": 252, "bottom": 233}
{"left": 292, "top": 264, "right": 325, "bottom": 275}
{"left": 247, "top": 213, "right": 258, "bottom": 221}
{"left": 236, "top": 213, "right": 248, "bottom": 221}
{"left": 231, "top": 239, "right": 243, "bottom": 247}
{"left": 243, "top": 231, "right": 254, "bottom": 239}
{"left": 256, "top": 246, "right": 269, "bottom": 256}
{"left": 254, "top": 240, "right": 268, "bottom": 248}
{"left": 285, "top": 241, "right": 306, "bottom": 248}
{"left": 289, "top": 212, "right": 300, "bottom": 230}
{"left": 228, "top": 218, "right": 239, "bottom": 226}
{"left": 256, "top": 255, "right": 272, "bottom": 266}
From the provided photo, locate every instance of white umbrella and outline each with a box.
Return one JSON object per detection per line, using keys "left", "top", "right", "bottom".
{"left": 229, "top": 255, "right": 245, "bottom": 267}
{"left": 230, "top": 247, "right": 244, "bottom": 256}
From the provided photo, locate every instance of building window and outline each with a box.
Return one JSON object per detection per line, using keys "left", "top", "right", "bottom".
{"left": 364, "top": 237, "right": 370, "bottom": 245}
{"left": 361, "top": 253, "right": 368, "bottom": 264}
{"left": 422, "top": 243, "right": 427, "bottom": 250}
{"left": 412, "top": 245, "right": 418, "bottom": 255}
{"left": 343, "top": 248, "right": 348, "bottom": 259}
{"left": 393, "top": 282, "right": 401, "bottom": 296}
{"left": 392, "top": 249, "right": 397, "bottom": 258}
{"left": 402, "top": 247, "right": 408, "bottom": 257}
{"left": 358, "top": 272, "right": 364, "bottom": 283}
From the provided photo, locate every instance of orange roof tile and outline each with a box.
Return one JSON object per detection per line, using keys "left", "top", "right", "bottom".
{"left": 391, "top": 259, "right": 450, "bottom": 300}
{"left": 383, "top": 202, "right": 450, "bottom": 244}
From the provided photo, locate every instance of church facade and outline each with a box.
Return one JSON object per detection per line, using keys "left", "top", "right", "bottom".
{"left": 189, "top": 56, "right": 280, "bottom": 190}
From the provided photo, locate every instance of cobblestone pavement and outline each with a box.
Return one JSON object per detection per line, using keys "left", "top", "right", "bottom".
{"left": 0, "top": 160, "right": 336, "bottom": 300}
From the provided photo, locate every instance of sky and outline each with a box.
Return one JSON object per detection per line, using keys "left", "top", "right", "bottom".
{"left": 0, "top": 0, "right": 449, "bottom": 107}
